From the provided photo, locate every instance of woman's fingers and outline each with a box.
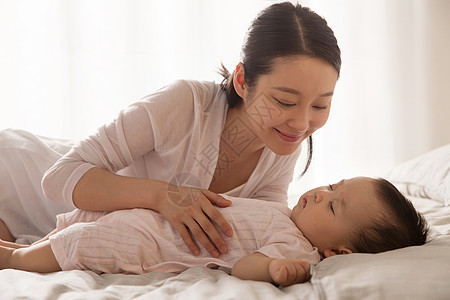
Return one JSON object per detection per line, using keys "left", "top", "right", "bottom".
{"left": 201, "top": 190, "right": 233, "bottom": 237}
{"left": 184, "top": 217, "right": 221, "bottom": 257}
{"left": 194, "top": 208, "right": 229, "bottom": 254}
{"left": 171, "top": 222, "right": 201, "bottom": 256}
{"left": 201, "top": 201, "right": 233, "bottom": 238}
{"left": 178, "top": 188, "right": 232, "bottom": 254}
{"left": 181, "top": 197, "right": 229, "bottom": 256}
{"left": 161, "top": 185, "right": 232, "bottom": 257}
{"left": 202, "top": 190, "right": 232, "bottom": 207}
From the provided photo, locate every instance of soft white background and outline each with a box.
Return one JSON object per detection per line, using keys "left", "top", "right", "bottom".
{"left": 1, "top": 0, "right": 449, "bottom": 206}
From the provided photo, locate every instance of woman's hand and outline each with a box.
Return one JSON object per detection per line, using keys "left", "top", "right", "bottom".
{"left": 156, "top": 183, "right": 233, "bottom": 257}
{"left": 70, "top": 169, "right": 232, "bottom": 256}
{"left": 268, "top": 258, "right": 311, "bottom": 287}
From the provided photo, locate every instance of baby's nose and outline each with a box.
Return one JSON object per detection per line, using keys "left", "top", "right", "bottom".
{"left": 314, "top": 191, "right": 327, "bottom": 203}
{"left": 305, "top": 193, "right": 318, "bottom": 203}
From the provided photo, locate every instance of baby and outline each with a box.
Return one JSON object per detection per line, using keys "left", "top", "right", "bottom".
{"left": 0, "top": 177, "right": 428, "bottom": 287}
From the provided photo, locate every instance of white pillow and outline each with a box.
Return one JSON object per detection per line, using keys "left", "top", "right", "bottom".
{"left": 310, "top": 242, "right": 450, "bottom": 300}
{"left": 385, "top": 143, "right": 450, "bottom": 206}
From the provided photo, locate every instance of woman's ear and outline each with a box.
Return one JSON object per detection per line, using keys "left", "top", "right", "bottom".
{"left": 233, "top": 62, "right": 246, "bottom": 99}
{"left": 323, "top": 247, "right": 354, "bottom": 258}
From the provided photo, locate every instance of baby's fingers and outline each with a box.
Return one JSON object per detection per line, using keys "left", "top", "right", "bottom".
{"left": 269, "top": 259, "right": 310, "bottom": 287}
{"left": 297, "top": 260, "right": 311, "bottom": 280}
{"left": 289, "top": 260, "right": 310, "bottom": 284}
{"left": 271, "top": 265, "right": 289, "bottom": 284}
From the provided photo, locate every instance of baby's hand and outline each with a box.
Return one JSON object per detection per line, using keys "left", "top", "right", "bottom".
{"left": 268, "top": 258, "right": 311, "bottom": 287}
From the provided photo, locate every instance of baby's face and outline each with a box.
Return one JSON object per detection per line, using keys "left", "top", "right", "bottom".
{"left": 290, "top": 177, "right": 383, "bottom": 256}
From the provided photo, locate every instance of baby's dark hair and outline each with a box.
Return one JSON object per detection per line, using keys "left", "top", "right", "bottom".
{"left": 351, "top": 178, "right": 429, "bottom": 253}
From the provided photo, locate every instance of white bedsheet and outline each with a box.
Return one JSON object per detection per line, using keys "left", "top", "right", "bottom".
{"left": 1, "top": 143, "right": 449, "bottom": 299}
{"left": 1, "top": 267, "right": 314, "bottom": 300}
{"left": 1, "top": 195, "right": 449, "bottom": 300}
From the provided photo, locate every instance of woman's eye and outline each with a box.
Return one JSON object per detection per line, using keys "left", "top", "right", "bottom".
{"left": 274, "top": 98, "right": 295, "bottom": 107}
{"left": 313, "top": 105, "right": 328, "bottom": 110}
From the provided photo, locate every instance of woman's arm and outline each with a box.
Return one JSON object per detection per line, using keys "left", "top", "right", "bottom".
{"left": 232, "top": 252, "right": 311, "bottom": 286}
{"left": 42, "top": 81, "right": 234, "bottom": 257}
{"left": 72, "top": 167, "right": 165, "bottom": 211}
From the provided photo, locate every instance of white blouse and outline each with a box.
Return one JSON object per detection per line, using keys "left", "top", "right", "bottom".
{"left": 42, "top": 80, "right": 302, "bottom": 207}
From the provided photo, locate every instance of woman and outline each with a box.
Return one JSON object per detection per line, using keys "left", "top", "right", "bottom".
{"left": 1, "top": 2, "right": 341, "bottom": 257}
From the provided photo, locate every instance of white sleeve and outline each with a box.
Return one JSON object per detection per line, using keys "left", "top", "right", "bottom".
{"left": 42, "top": 80, "right": 196, "bottom": 205}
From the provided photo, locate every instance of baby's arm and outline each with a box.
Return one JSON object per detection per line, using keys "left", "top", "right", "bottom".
{"left": 0, "top": 240, "right": 61, "bottom": 273}
{"left": 231, "top": 252, "right": 311, "bottom": 287}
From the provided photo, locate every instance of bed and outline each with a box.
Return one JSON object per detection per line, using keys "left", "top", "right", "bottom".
{"left": 1, "top": 143, "right": 449, "bottom": 299}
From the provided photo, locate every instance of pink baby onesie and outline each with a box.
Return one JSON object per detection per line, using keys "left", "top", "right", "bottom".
{"left": 49, "top": 196, "right": 321, "bottom": 274}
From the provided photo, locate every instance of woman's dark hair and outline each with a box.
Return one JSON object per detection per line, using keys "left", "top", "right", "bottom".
{"left": 219, "top": 2, "right": 341, "bottom": 176}
{"left": 351, "top": 178, "right": 429, "bottom": 254}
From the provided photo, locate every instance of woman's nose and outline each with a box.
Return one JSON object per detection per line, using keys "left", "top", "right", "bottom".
{"left": 287, "top": 107, "right": 309, "bottom": 132}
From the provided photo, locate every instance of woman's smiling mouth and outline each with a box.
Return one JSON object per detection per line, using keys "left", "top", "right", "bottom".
{"left": 274, "top": 128, "right": 303, "bottom": 143}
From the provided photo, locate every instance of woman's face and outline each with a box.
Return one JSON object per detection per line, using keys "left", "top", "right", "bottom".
{"left": 241, "top": 56, "right": 338, "bottom": 155}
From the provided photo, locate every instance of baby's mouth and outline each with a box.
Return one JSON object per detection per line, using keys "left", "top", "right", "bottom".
{"left": 302, "top": 198, "right": 307, "bottom": 208}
